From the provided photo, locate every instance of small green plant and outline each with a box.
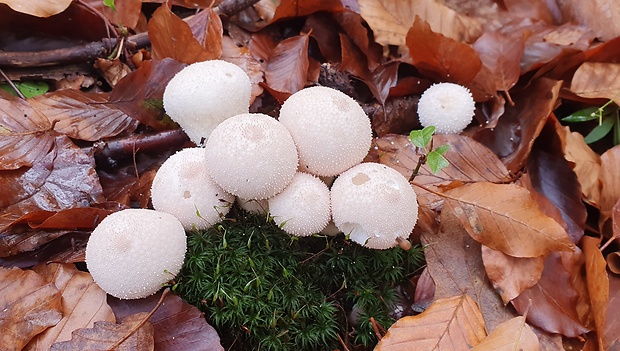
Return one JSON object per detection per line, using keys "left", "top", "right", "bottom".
{"left": 103, "top": 0, "right": 116, "bottom": 11}
{"left": 562, "top": 100, "right": 620, "bottom": 145}
{"left": 409, "top": 126, "right": 450, "bottom": 178}
{"left": 175, "top": 213, "right": 423, "bottom": 350}
{"left": 0, "top": 81, "right": 48, "bottom": 98}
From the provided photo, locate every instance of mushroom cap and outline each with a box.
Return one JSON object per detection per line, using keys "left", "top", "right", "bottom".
{"left": 279, "top": 86, "right": 372, "bottom": 177}
{"left": 86, "top": 209, "right": 187, "bottom": 299}
{"left": 268, "top": 172, "right": 331, "bottom": 236}
{"left": 331, "top": 162, "right": 418, "bottom": 249}
{"left": 151, "top": 148, "right": 234, "bottom": 230}
{"left": 163, "top": 60, "right": 252, "bottom": 144}
{"left": 417, "top": 82, "right": 475, "bottom": 134}
{"left": 204, "top": 113, "right": 298, "bottom": 200}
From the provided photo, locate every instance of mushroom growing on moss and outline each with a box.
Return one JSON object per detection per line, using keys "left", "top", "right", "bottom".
{"left": 204, "top": 113, "right": 298, "bottom": 200}
{"left": 279, "top": 86, "right": 372, "bottom": 177}
{"left": 163, "top": 60, "right": 252, "bottom": 144}
{"left": 151, "top": 147, "right": 234, "bottom": 230}
{"left": 86, "top": 209, "right": 187, "bottom": 299}
{"left": 331, "top": 163, "right": 418, "bottom": 250}
{"left": 268, "top": 172, "right": 331, "bottom": 236}
{"left": 417, "top": 82, "right": 475, "bottom": 134}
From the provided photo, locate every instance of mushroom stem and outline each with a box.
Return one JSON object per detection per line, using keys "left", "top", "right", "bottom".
{"left": 396, "top": 237, "right": 412, "bottom": 251}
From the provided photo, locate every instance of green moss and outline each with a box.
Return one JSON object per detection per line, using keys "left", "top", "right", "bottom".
{"left": 175, "top": 213, "right": 423, "bottom": 350}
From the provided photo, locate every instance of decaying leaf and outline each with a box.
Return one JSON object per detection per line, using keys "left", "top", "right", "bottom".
{"left": 582, "top": 236, "right": 609, "bottom": 346}
{"left": 264, "top": 34, "right": 310, "bottom": 95}
{"left": 562, "top": 127, "right": 602, "bottom": 207}
{"left": 570, "top": 62, "right": 620, "bottom": 105}
{"left": 599, "top": 145, "right": 620, "bottom": 228}
{"left": 557, "top": 0, "right": 620, "bottom": 42}
{"left": 375, "top": 295, "right": 486, "bottom": 350}
{"left": 0, "top": 0, "right": 71, "bottom": 17}
{"left": 470, "top": 316, "right": 540, "bottom": 351}
{"left": 473, "top": 30, "right": 525, "bottom": 92}
{"left": 0, "top": 266, "right": 63, "bottom": 350}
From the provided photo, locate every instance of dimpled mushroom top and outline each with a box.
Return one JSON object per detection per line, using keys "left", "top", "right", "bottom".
{"left": 163, "top": 60, "right": 252, "bottom": 144}
{"left": 331, "top": 162, "right": 418, "bottom": 250}
{"left": 151, "top": 147, "right": 234, "bottom": 230}
{"left": 278, "top": 86, "right": 372, "bottom": 177}
{"left": 86, "top": 209, "right": 187, "bottom": 299}
{"left": 204, "top": 113, "right": 298, "bottom": 200}
{"left": 268, "top": 172, "right": 331, "bottom": 237}
{"left": 417, "top": 82, "right": 475, "bottom": 134}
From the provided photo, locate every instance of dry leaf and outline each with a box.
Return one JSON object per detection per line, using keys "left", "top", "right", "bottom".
{"left": 472, "top": 30, "right": 525, "bottom": 92}
{"left": 582, "top": 236, "right": 609, "bottom": 346}
{"left": 470, "top": 316, "right": 540, "bottom": 351}
{"left": 602, "top": 273, "right": 620, "bottom": 349}
{"left": 570, "top": 62, "right": 620, "bottom": 105}
{"left": 264, "top": 34, "right": 309, "bottom": 95}
{"left": 562, "top": 127, "right": 602, "bottom": 207}
{"left": 358, "top": 0, "right": 482, "bottom": 46}
{"left": 556, "top": 0, "right": 620, "bottom": 42}
{"left": 221, "top": 37, "right": 264, "bottom": 103}
{"left": 25, "top": 263, "right": 115, "bottom": 350}
{"left": 0, "top": 0, "right": 71, "bottom": 17}
{"left": 0, "top": 267, "right": 63, "bottom": 350}
{"left": 599, "top": 145, "right": 620, "bottom": 227}
{"left": 375, "top": 295, "right": 486, "bottom": 350}
{"left": 442, "top": 182, "right": 575, "bottom": 257}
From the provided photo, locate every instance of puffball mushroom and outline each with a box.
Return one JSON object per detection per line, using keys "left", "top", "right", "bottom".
{"left": 268, "top": 172, "right": 331, "bottom": 236}
{"left": 331, "top": 162, "right": 418, "bottom": 250}
{"left": 279, "top": 86, "right": 372, "bottom": 177}
{"left": 86, "top": 209, "right": 187, "bottom": 299}
{"left": 163, "top": 60, "right": 252, "bottom": 144}
{"left": 204, "top": 113, "right": 298, "bottom": 200}
{"left": 417, "top": 82, "right": 475, "bottom": 134}
{"left": 151, "top": 148, "right": 234, "bottom": 230}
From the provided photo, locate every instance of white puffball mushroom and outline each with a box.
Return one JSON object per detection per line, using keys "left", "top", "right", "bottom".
{"left": 268, "top": 172, "right": 331, "bottom": 236}
{"left": 331, "top": 162, "right": 418, "bottom": 250}
{"left": 204, "top": 113, "right": 298, "bottom": 200}
{"left": 151, "top": 148, "right": 234, "bottom": 230}
{"left": 163, "top": 60, "right": 252, "bottom": 144}
{"left": 236, "top": 197, "right": 269, "bottom": 215}
{"left": 417, "top": 82, "right": 475, "bottom": 134}
{"left": 86, "top": 209, "right": 187, "bottom": 299}
{"left": 279, "top": 86, "right": 372, "bottom": 177}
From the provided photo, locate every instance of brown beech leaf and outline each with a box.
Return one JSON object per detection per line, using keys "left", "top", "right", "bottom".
{"left": 582, "top": 236, "right": 609, "bottom": 346}
{"left": 148, "top": 4, "right": 219, "bottom": 63}
{"left": 562, "top": 127, "right": 601, "bottom": 207}
{"left": 603, "top": 273, "right": 620, "bottom": 349}
{"left": 557, "top": 0, "right": 620, "bottom": 42}
{"left": 481, "top": 245, "right": 544, "bottom": 304}
{"left": 109, "top": 59, "right": 186, "bottom": 130}
{"left": 264, "top": 34, "right": 309, "bottom": 95}
{"left": 0, "top": 266, "right": 63, "bottom": 349}
{"left": 570, "top": 62, "right": 620, "bottom": 104}
{"left": 0, "top": 91, "right": 54, "bottom": 170}
{"left": 512, "top": 251, "right": 590, "bottom": 337}
{"left": 470, "top": 316, "right": 540, "bottom": 351}
{"left": 30, "top": 91, "right": 139, "bottom": 141}
{"left": 271, "top": 0, "right": 345, "bottom": 23}
{"left": 108, "top": 291, "right": 224, "bottom": 350}
{"left": 0, "top": 136, "right": 104, "bottom": 233}
{"left": 50, "top": 312, "right": 154, "bottom": 351}
{"left": 358, "top": 0, "right": 482, "bottom": 46}
{"left": 442, "top": 182, "right": 575, "bottom": 257}
{"left": 375, "top": 295, "right": 486, "bottom": 350}
{"left": 599, "top": 146, "right": 620, "bottom": 227}
{"left": 472, "top": 30, "right": 525, "bottom": 92}
{"left": 221, "top": 37, "right": 264, "bottom": 103}
{"left": 0, "top": 0, "right": 71, "bottom": 17}
{"left": 25, "top": 263, "right": 115, "bottom": 350}
{"left": 186, "top": 8, "right": 223, "bottom": 60}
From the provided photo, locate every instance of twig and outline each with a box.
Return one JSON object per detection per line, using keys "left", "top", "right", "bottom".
{"left": 369, "top": 317, "right": 386, "bottom": 340}
{"left": 0, "top": 68, "right": 26, "bottom": 99}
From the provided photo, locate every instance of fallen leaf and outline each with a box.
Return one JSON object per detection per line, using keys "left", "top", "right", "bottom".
{"left": 556, "top": 0, "right": 620, "bottom": 42}
{"left": 512, "top": 251, "right": 590, "bottom": 337}
{"left": 602, "top": 273, "right": 620, "bottom": 349}
{"left": 375, "top": 295, "right": 486, "bottom": 350}
{"left": 599, "top": 146, "right": 620, "bottom": 228}
{"left": 0, "top": 266, "right": 63, "bottom": 350}
{"left": 358, "top": 0, "right": 482, "bottom": 46}
{"left": 481, "top": 245, "right": 544, "bottom": 304}
{"left": 271, "top": 0, "right": 345, "bottom": 23}
{"left": 0, "top": 0, "right": 71, "bottom": 17}
{"left": 186, "top": 8, "right": 223, "bottom": 60}
{"left": 221, "top": 37, "right": 264, "bottom": 103}
{"left": 50, "top": 312, "right": 154, "bottom": 350}
{"left": 562, "top": 127, "right": 602, "bottom": 207}
{"left": 472, "top": 30, "right": 525, "bottom": 92}
{"left": 0, "top": 90, "right": 54, "bottom": 170}
{"left": 570, "top": 62, "right": 620, "bottom": 105}
{"left": 30, "top": 90, "right": 139, "bottom": 141}
{"left": 470, "top": 316, "right": 540, "bottom": 351}
{"left": 264, "top": 34, "right": 309, "bottom": 95}
{"left": 442, "top": 182, "right": 574, "bottom": 257}
{"left": 25, "top": 263, "right": 115, "bottom": 350}
{"left": 582, "top": 236, "right": 609, "bottom": 346}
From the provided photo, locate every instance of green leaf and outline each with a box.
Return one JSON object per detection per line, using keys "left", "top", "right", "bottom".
{"left": 409, "top": 126, "right": 435, "bottom": 148}
{"left": 562, "top": 107, "right": 601, "bottom": 123}
{"left": 584, "top": 116, "right": 615, "bottom": 143}
{"left": 427, "top": 150, "right": 449, "bottom": 174}
{"left": 614, "top": 113, "right": 620, "bottom": 146}
{"left": 0, "top": 81, "right": 49, "bottom": 98}
{"left": 434, "top": 144, "right": 450, "bottom": 155}
{"left": 103, "top": 0, "right": 116, "bottom": 11}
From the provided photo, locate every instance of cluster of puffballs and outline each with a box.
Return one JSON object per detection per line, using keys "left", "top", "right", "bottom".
{"left": 85, "top": 59, "right": 476, "bottom": 300}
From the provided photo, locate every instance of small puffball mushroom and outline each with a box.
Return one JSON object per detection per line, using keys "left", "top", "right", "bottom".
{"left": 417, "top": 82, "right": 475, "bottom": 134}
{"left": 204, "top": 113, "right": 298, "bottom": 200}
{"left": 151, "top": 148, "right": 234, "bottom": 230}
{"left": 331, "top": 163, "right": 418, "bottom": 249}
{"left": 236, "top": 197, "right": 269, "bottom": 215}
{"left": 86, "top": 209, "right": 187, "bottom": 299}
{"left": 279, "top": 86, "right": 372, "bottom": 177}
{"left": 268, "top": 172, "right": 331, "bottom": 236}
{"left": 163, "top": 60, "right": 252, "bottom": 144}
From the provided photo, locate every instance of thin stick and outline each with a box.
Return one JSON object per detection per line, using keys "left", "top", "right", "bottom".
{"left": 0, "top": 68, "right": 26, "bottom": 99}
